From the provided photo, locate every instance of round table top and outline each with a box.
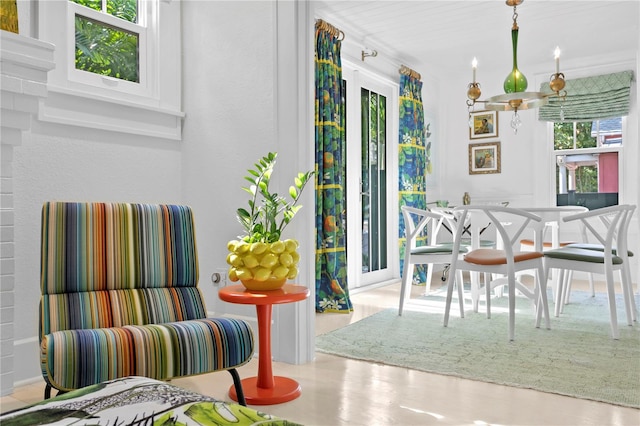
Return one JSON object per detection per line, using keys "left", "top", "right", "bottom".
{"left": 218, "top": 283, "right": 310, "bottom": 306}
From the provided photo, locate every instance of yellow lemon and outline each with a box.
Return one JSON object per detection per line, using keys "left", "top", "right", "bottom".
{"left": 228, "top": 253, "right": 243, "bottom": 267}
{"left": 287, "top": 265, "right": 299, "bottom": 279}
{"left": 279, "top": 253, "right": 293, "bottom": 267}
{"left": 227, "top": 240, "right": 239, "bottom": 252}
{"left": 273, "top": 265, "right": 289, "bottom": 279}
{"left": 235, "top": 267, "right": 252, "bottom": 280}
{"left": 234, "top": 241, "right": 250, "bottom": 254}
{"left": 284, "top": 239, "right": 298, "bottom": 252}
{"left": 260, "top": 253, "right": 278, "bottom": 268}
{"left": 242, "top": 254, "right": 259, "bottom": 269}
{"left": 290, "top": 251, "right": 300, "bottom": 263}
{"left": 270, "top": 240, "right": 285, "bottom": 254}
{"left": 228, "top": 268, "right": 239, "bottom": 282}
{"left": 250, "top": 242, "right": 267, "bottom": 254}
{"left": 253, "top": 267, "right": 272, "bottom": 282}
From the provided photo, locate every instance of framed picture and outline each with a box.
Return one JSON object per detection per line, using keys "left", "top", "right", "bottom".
{"left": 469, "top": 110, "right": 498, "bottom": 139}
{"left": 469, "top": 141, "right": 501, "bottom": 175}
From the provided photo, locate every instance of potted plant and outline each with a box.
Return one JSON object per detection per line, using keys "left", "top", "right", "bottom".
{"left": 227, "top": 152, "right": 314, "bottom": 290}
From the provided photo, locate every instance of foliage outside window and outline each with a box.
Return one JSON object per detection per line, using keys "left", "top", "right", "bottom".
{"left": 554, "top": 118, "right": 622, "bottom": 209}
{"left": 73, "top": 0, "right": 140, "bottom": 83}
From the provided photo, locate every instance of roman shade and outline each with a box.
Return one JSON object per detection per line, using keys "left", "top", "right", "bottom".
{"left": 538, "top": 70, "right": 634, "bottom": 122}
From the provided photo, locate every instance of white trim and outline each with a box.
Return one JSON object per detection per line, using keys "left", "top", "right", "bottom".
{"left": 37, "top": 0, "right": 183, "bottom": 140}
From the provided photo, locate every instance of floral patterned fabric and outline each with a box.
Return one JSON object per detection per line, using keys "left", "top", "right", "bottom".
{"left": 398, "top": 74, "right": 428, "bottom": 286}
{"left": 0, "top": 377, "right": 300, "bottom": 426}
{"left": 314, "top": 23, "right": 352, "bottom": 313}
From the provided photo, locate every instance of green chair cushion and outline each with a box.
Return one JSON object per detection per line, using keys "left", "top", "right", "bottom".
{"left": 565, "top": 243, "right": 634, "bottom": 257}
{"left": 544, "top": 247, "right": 624, "bottom": 264}
{"left": 411, "top": 244, "right": 467, "bottom": 255}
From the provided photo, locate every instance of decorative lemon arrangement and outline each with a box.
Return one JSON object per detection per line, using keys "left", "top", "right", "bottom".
{"left": 227, "top": 152, "right": 313, "bottom": 290}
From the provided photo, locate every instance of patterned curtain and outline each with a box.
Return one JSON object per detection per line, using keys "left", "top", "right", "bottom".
{"left": 314, "top": 21, "right": 352, "bottom": 313}
{"left": 398, "top": 72, "right": 427, "bottom": 286}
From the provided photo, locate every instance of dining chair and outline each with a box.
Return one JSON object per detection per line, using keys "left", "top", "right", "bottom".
{"left": 517, "top": 206, "right": 593, "bottom": 306}
{"left": 543, "top": 204, "right": 637, "bottom": 339}
{"left": 399, "top": 206, "right": 466, "bottom": 316}
{"left": 442, "top": 205, "right": 551, "bottom": 341}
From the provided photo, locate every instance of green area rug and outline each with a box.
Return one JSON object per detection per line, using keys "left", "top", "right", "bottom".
{"left": 316, "top": 290, "right": 640, "bottom": 408}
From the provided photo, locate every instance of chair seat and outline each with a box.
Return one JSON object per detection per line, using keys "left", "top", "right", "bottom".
{"left": 565, "top": 243, "right": 634, "bottom": 257}
{"left": 411, "top": 244, "right": 467, "bottom": 255}
{"left": 520, "top": 238, "right": 576, "bottom": 248}
{"left": 544, "top": 247, "right": 623, "bottom": 264}
{"left": 41, "top": 318, "right": 254, "bottom": 392}
{"left": 440, "top": 238, "right": 494, "bottom": 249}
{"left": 464, "top": 248, "right": 544, "bottom": 265}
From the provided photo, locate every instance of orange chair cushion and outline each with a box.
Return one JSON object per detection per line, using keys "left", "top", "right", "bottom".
{"left": 464, "top": 248, "right": 544, "bottom": 265}
{"left": 520, "top": 238, "right": 576, "bottom": 248}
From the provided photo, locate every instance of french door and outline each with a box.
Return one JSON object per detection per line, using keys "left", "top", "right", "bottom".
{"left": 343, "top": 65, "right": 398, "bottom": 289}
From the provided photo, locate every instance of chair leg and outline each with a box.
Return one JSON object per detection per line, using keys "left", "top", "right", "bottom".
{"left": 623, "top": 265, "right": 637, "bottom": 322}
{"left": 443, "top": 263, "right": 459, "bottom": 327}
{"left": 535, "top": 264, "right": 551, "bottom": 330}
{"left": 456, "top": 270, "right": 465, "bottom": 318}
{"left": 399, "top": 262, "right": 414, "bottom": 316}
{"left": 619, "top": 270, "right": 634, "bottom": 325}
{"left": 228, "top": 368, "right": 247, "bottom": 406}
{"left": 507, "top": 272, "right": 516, "bottom": 341}
{"left": 604, "top": 267, "right": 620, "bottom": 339}
{"left": 44, "top": 383, "right": 52, "bottom": 399}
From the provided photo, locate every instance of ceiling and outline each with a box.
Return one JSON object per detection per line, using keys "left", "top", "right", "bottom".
{"left": 312, "top": 1, "right": 640, "bottom": 81}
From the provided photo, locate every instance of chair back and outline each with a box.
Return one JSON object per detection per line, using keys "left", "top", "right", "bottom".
{"left": 40, "top": 202, "right": 205, "bottom": 339}
{"left": 450, "top": 205, "right": 543, "bottom": 264}
{"left": 401, "top": 205, "right": 446, "bottom": 249}
{"left": 565, "top": 204, "right": 635, "bottom": 259}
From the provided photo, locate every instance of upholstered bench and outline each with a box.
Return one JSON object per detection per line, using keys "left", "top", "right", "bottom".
{"left": 39, "top": 202, "right": 254, "bottom": 404}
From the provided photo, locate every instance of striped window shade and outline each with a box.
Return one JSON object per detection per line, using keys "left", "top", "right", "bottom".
{"left": 538, "top": 70, "right": 634, "bottom": 122}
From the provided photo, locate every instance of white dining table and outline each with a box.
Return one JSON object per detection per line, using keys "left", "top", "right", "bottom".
{"left": 430, "top": 205, "right": 588, "bottom": 313}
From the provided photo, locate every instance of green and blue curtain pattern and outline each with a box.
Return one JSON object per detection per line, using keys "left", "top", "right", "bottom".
{"left": 398, "top": 73, "right": 428, "bottom": 286}
{"left": 314, "top": 21, "right": 352, "bottom": 313}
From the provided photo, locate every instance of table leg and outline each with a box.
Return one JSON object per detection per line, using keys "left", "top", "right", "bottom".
{"left": 228, "top": 303, "right": 301, "bottom": 405}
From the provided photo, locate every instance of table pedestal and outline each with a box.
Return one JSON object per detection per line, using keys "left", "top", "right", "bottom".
{"left": 228, "top": 303, "right": 301, "bottom": 405}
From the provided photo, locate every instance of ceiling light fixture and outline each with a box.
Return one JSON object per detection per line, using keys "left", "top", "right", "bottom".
{"left": 466, "top": 0, "right": 567, "bottom": 134}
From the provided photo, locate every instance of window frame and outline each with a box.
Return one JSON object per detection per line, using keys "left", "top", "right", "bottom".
{"left": 552, "top": 117, "right": 626, "bottom": 207}
{"left": 38, "top": 0, "right": 183, "bottom": 140}
{"left": 68, "top": 1, "right": 149, "bottom": 94}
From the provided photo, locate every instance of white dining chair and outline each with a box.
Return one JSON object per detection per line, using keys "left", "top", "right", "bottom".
{"left": 399, "top": 206, "right": 466, "bottom": 316}
{"left": 442, "top": 205, "right": 551, "bottom": 341}
{"left": 517, "top": 206, "right": 593, "bottom": 308}
{"left": 543, "top": 204, "right": 636, "bottom": 339}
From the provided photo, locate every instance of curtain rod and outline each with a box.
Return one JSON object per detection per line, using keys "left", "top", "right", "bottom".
{"left": 399, "top": 65, "right": 421, "bottom": 81}
{"left": 316, "top": 19, "right": 345, "bottom": 41}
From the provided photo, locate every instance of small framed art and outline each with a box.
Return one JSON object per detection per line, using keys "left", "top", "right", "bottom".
{"left": 469, "top": 141, "right": 501, "bottom": 175}
{"left": 469, "top": 110, "right": 498, "bottom": 139}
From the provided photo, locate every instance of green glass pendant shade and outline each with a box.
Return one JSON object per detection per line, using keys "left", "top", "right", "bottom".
{"left": 503, "top": 28, "right": 528, "bottom": 93}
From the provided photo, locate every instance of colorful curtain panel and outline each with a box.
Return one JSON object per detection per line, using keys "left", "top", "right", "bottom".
{"left": 314, "top": 21, "right": 352, "bottom": 313}
{"left": 398, "top": 72, "right": 428, "bottom": 286}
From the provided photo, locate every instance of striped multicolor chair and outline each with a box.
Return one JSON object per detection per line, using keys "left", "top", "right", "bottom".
{"left": 39, "top": 202, "right": 255, "bottom": 405}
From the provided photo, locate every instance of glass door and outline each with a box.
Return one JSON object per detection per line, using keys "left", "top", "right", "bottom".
{"left": 343, "top": 66, "right": 397, "bottom": 289}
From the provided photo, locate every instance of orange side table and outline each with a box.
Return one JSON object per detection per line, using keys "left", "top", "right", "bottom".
{"left": 218, "top": 283, "right": 310, "bottom": 405}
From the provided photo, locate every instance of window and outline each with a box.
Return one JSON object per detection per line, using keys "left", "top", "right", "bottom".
{"left": 38, "top": 0, "right": 183, "bottom": 140}
{"left": 73, "top": 0, "right": 141, "bottom": 84}
{"left": 554, "top": 117, "right": 623, "bottom": 209}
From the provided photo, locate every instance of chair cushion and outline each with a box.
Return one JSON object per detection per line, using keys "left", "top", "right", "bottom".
{"left": 544, "top": 247, "right": 624, "bottom": 264}
{"left": 464, "top": 249, "right": 543, "bottom": 265}
{"left": 411, "top": 244, "right": 467, "bottom": 255}
{"left": 41, "top": 317, "right": 254, "bottom": 391}
{"left": 520, "top": 238, "right": 576, "bottom": 248}
{"left": 565, "top": 243, "right": 634, "bottom": 257}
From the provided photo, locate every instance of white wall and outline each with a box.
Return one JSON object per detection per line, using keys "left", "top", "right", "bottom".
{"left": 6, "top": 0, "right": 639, "bottom": 391}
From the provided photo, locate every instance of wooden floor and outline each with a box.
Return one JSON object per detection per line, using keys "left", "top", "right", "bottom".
{"left": 2, "top": 280, "right": 639, "bottom": 425}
